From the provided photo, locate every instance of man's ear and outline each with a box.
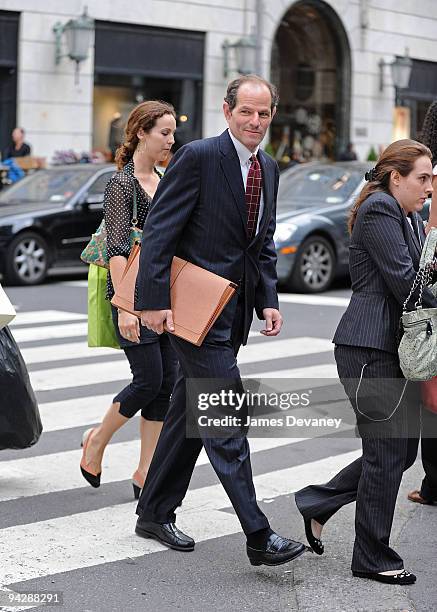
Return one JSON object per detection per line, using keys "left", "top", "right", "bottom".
{"left": 271, "top": 107, "right": 277, "bottom": 119}
{"left": 223, "top": 102, "right": 232, "bottom": 122}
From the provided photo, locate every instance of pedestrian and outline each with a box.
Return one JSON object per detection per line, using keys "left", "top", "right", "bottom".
{"left": 338, "top": 141, "right": 358, "bottom": 161}
{"left": 133, "top": 75, "right": 306, "bottom": 566}
{"left": 3, "top": 127, "right": 31, "bottom": 159}
{"left": 407, "top": 100, "right": 437, "bottom": 506}
{"left": 80, "top": 101, "right": 178, "bottom": 500}
{"left": 295, "top": 139, "right": 437, "bottom": 585}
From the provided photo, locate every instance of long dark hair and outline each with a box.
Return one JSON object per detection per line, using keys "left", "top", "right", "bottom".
{"left": 348, "top": 139, "right": 432, "bottom": 234}
{"left": 114, "top": 100, "right": 176, "bottom": 170}
{"left": 420, "top": 100, "right": 437, "bottom": 165}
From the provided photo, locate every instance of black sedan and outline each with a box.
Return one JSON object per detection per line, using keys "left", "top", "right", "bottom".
{"left": 0, "top": 165, "right": 115, "bottom": 285}
{"left": 274, "top": 161, "right": 373, "bottom": 293}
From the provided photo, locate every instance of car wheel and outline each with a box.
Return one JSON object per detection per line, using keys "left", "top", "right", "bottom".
{"left": 5, "top": 232, "right": 51, "bottom": 286}
{"left": 289, "top": 236, "right": 336, "bottom": 293}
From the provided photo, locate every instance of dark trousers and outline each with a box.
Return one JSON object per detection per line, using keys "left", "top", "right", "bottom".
{"left": 113, "top": 334, "right": 178, "bottom": 421}
{"left": 419, "top": 409, "right": 437, "bottom": 502}
{"left": 136, "top": 301, "right": 269, "bottom": 535}
{"left": 295, "top": 345, "right": 420, "bottom": 573}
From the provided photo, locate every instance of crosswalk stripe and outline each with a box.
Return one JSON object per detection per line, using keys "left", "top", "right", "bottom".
{"left": 38, "top": 395, "right": 116, "bottom": 432}
{"left": 0, "top": 449, "right": 360, "bottom": 585}
{"left": 279, "top": 293, "right": 350, "bottom": 307}
{"left": 28, "top": 336, "right": 334, "bottom": 392}
{"left": 12, "top": 322, "right": 88, "bottom": 343}
{"left": 22, "top": 336, "right": 331, "bottom": 367}
{"left": 251, "top": 364, "right": 337, "bottom": 379}
{"left": 238, "top": 336, "right": 332, "bottom": 364}
{"left": 22, "top": 343, "right": 119, "bottom": 365}
{"left": 10, "top": 310, "right": 87, "bottom": 327}
{"left": 13, "top": 324, "right": 260, "bottom": 346}
{"left": 0, "top": 438, "right": 307, "bottom": 503}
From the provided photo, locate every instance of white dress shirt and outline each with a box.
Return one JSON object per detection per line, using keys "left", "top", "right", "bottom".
{"left": 228, "top": 129, "right": 264, "bottom": 234}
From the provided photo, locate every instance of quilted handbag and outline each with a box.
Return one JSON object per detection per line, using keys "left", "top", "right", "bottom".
{"left": 398, "top": 227, "right": 437, "bottom": 381}
{"left": 81, "top": 180, "right": 142, "bottom": 268}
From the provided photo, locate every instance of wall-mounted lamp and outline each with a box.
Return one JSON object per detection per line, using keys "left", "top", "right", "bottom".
{"left": 53, "top": 6, "right": 94, "bottom": 83}
{"left": 222, "top": 36, "right": 257, "bottom": 79}
{"left": 379, "top": 48, "right": 413, "bottom": 94}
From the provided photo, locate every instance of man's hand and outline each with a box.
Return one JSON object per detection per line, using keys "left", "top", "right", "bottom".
{"left": 260, "top": 308, "right": 283, "bottom": 337}
{"left": 140, "top": 309, "right": 175, "bottom": 334}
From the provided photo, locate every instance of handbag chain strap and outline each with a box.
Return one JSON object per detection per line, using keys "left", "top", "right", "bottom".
{"left": 130, "top": 181, "right": 139, "bottom": 228}
{"left": 402, "top": 227, "right": 437, "bottom": 312}
{"left": 403, "top": 264, "right": 433, "bottom": 312}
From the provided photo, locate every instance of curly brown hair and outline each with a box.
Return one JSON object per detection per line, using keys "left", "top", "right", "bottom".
{"left": 114, "top": 100, "right": 176, "bottom": 170}
{"left": 348, "top": 139, "right": 432, "bottom": 234}
{"left": 420, "top": 100, "right": 437, "bottom": 165}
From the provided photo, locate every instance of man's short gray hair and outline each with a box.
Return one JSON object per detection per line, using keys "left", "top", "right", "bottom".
{"left": 224, "top": 75, "right": 279, "bottom": 113}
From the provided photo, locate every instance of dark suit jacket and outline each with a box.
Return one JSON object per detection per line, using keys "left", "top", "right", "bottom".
{"left": 333, "top": 192, "right": 437, "bottom": 354}
{"left": 134, "top": 130, "right": 280, "bottom": 345}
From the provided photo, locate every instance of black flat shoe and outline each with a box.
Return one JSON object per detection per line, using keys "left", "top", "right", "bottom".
{"left": 135, "top": 519, "right": 195, "bottom": 551}
{"left": 247, "top": 532, "right": 306, "bottom": 567}
{"left": 304, "top": 518, "right": 324, "bottom": 555}
{"left": 352, "top": 569, "right": 416, "bottom": 585}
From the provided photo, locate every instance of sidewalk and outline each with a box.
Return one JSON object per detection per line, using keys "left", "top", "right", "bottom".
{"left": 292, "top": 458, "right": 437, "bottom": 612}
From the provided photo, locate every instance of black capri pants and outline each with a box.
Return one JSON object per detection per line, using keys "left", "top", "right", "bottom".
{"left": 111, "top": 306, "right": 178, "bottom": 421}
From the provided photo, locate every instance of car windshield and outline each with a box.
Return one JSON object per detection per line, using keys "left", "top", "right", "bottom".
{"left": 0, "top": 168, "right": 98, "bottom": 205}
{"left": 277, "top": 164, "right": 365, "bottom": 212}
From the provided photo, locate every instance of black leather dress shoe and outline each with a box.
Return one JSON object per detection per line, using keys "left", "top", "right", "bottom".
{"left": 246, "top": 532, "right": 306, "bottom": 566}
{"left": 352, "top": 569, "right": 416, "bottom": 585}
{"left": 135, "top": 519, "right": 195, "bottom": 552}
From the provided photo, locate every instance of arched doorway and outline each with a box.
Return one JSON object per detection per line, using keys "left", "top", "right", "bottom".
{"left": 270, "top": 0, "right": 351, "bottom": 166}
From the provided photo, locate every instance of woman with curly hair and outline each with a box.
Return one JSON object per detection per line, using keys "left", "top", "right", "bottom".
{"left": 407, "top": 101, "right": 437, "bottom": 506}
{"left": 80, "top": 101, "right": 178, "bottom": 499}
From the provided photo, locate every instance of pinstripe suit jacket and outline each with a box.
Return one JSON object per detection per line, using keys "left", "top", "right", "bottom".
{"left": 134, "top": 130, "right": 280, "bottom": 345}
{"left": 333, "top": 191, "right": 437, "bottom": 354}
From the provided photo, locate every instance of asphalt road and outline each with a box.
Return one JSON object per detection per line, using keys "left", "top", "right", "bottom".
{"left": 0, "top": 272, "right": 435, "bottom": 612}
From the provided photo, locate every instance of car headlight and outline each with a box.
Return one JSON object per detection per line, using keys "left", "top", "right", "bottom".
{"left": 274, "top": 222, "right": 298, "bottom": 244}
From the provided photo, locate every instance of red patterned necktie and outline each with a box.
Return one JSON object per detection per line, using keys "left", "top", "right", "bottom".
{"left": 245, "top": 154, "right": 262, "bottom": 239}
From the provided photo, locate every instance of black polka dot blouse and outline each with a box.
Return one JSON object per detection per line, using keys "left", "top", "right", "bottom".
{"left": 103, "top": 159, "right": 159, "bottom": 299}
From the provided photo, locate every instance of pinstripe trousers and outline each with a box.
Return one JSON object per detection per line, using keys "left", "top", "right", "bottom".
{"left": 136, "top": 300, "right": 269, "bottom": 535}
{"left": 295, "top": 345, "right": 420, "bottom": 573}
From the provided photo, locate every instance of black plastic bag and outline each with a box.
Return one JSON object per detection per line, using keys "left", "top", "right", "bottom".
{"left": 0, "top": 326, "right": 42, "bottom": 449}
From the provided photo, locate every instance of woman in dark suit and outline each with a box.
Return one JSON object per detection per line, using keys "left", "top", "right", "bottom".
{"left": 295, "top": 139, "right": 437, "bottom": 585}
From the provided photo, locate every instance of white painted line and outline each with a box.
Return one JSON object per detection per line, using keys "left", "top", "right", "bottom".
{"left": 12, "top": 322, "right": 88, "bottom": 343}
{"left": 279, "top": 293, "right": 350, "bottom": 307}
{"left": 22, "top": 343, "right": 120, "bottom": 365}
{"left": 251, "top": 364, "right": 337, "bottom": 379}
{"left": 14, "top": 323, "right": 256, "bottom": 345}
{"left": 10, "top": 310, "right": 86, "bottom": 327}
{"left": 0, "top": 449, "right": 360, "bottom": 585}
{"left": 0, "top": 438, "right": 306, "bottom": 502}
{"left": 29, "top": 360, "right": 131, "bottom": 391}
{"left": 38, "top": 395, "right": 116, "bottom": 432}
{"left": 27, "top": 337, "right": 334, "bottom": 392}
{"left": 238, "top": 336, "right": 332, "bottom": 364}
{"left": 57, "top": 280, "right": 88, "bottom": 287}
{"left": 21, "top": 336, "right": 329, "bottom": 367}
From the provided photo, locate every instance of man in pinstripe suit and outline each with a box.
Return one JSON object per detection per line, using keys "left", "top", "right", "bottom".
{"left": 295, "top": 140, "right": 437, "bottom": 585}
{"left": 133, "top": 76, "right": 305, "bottom": 566}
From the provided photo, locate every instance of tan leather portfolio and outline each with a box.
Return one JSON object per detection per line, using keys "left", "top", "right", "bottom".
{"left": 111, "top": 244, "right": 238, "bottom": 346}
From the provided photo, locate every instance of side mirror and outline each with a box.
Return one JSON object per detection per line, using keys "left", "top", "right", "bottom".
{"left": 82, "top": 193, "right": 104, "bottom": 209}
{"left": 86, "top": 194, "right": 104, "bottom": 204}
